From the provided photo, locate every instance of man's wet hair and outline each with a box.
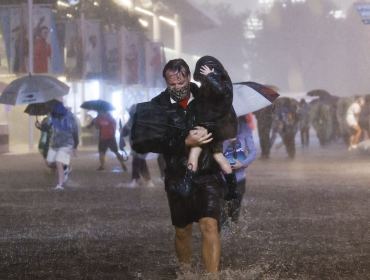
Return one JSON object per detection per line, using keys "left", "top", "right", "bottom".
{"left": 162, "top": 58, "right": 190, "bottom": 79}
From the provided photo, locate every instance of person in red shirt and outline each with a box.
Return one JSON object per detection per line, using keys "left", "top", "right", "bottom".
{"left": 33, "top": 26, "right": 51, "bottom": 73}
{"left": 88, "top": 111, "right": 127, "bottom": 171}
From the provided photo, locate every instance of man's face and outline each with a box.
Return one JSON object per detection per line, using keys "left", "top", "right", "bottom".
{"left": 41, "top": 28, "right": 49, "bottom": 40}
{"left": 165, "top": 70, "right": 190, "bottom": 89}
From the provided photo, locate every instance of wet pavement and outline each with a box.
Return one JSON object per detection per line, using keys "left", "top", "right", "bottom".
{"left": 0, "top": 140, "right": 370, "bottom": 279}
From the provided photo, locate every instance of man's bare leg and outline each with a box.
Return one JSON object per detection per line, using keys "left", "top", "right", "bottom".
{"left": 99, "top": 151, "right": 105, "bottom": 168}
{"left": 175, "top": 223, "right": 193, "bottom": 273}
{"left": 56, "top": 161, "right": 64, "bottom": 186}
{"left": 114, "top": 151, "right": 127, "bottom": 171}
{"left": 199, "top": 217, "right": 220, "bottom": 273}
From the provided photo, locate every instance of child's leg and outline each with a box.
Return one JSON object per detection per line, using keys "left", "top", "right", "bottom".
{"left": 188, "top": 147, "right": 202, "bottom": 171}
{"left": 213, "top": 152, "right": 232, "bottom": 174}
{"left": 213, "top": 152, "right": 240, "bottom": 201}
{"left": 170, "top": 147, "right": 201, "bottom": 196}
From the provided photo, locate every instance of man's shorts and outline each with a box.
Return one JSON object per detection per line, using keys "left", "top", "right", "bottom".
{"left": 166, "top": 173, "right": 224, "bottom": 228}
{"left": 46, "top": 147, "right": 73, "bottom": 165}
{"left": 98, "top": 138, "right": 118, "bottom": 153}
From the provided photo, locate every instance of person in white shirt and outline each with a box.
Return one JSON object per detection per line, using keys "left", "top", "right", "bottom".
{"left": 346, "top": 98, "right": 365, "bottom": 150}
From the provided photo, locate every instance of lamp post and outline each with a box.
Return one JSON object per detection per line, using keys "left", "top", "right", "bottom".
{"left": 28, "top": 0, "right": 35, "bottom": 152}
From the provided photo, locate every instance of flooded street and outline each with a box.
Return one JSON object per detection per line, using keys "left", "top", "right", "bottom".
{"left": 1, "top": 140, "right": 370, "bottom": 279}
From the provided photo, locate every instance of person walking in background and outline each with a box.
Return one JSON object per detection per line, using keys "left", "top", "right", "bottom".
{"left": 254, "top": 105, "right": 274, "bottom": 159}
{"left": 87, "top": 111, "right": 127, "bottom": 171}
{"left": 35, "top": 101, "right": 79, "bottom": 190}
{"left": 121, "top": 104, "right": 154, "bottom": 188}
{"left": 346, "top": 97, "right": 365, "bottom": 151}
{"left": 299, "top": 99, "right": 311, "bottom": 147}
{"left": 221, "top": 116, "right": 257, "bottom": 227}
{"left": 278, "top": 98, "right": 300, "bottom": 159}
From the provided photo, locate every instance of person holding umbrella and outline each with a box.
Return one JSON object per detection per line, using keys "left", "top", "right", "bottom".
{"left": 35, "top": 101, "right": 79, "bottom": 190}
{"left": 87, "top": 110, "right": 128, "bottom": 172}
{"left": 221, "top": 115, "right": 257, "bottom": 228}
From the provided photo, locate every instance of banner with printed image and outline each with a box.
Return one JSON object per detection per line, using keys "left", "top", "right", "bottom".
{"left": 104, "top": 32, "right": 119, "bottom": 80}
{"left": 0, "top": 4, "right": 62, "bottom": 74}
{"left": 145, "top": 41, "right": 166, "bottom": 88}
{"left": 83, "top": 20, "right": 102, "bottom": 79}
{"left": 121, "top": 30, "right": 146, "bottom": 86}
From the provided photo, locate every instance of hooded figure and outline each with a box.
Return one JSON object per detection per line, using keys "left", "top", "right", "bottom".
{"left": 187, "top": 55, "right": 237, "bottom": 150}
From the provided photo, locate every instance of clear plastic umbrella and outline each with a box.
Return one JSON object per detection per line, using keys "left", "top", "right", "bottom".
{"left": 0, "top": 74, "right": 69, "bottom": 105}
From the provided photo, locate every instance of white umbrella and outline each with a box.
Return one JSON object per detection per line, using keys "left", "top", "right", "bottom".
{"left": 232, "top": 82, "right": 279, "bottom": 117}
{"left": 0, "top": 74, "right": 69, "bottom": 106}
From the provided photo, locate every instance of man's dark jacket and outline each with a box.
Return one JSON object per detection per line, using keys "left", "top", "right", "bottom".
{"left": 134, "top": 83, "right": 220, "bottom": 187}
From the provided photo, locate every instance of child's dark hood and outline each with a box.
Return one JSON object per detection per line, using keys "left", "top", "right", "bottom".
{"left": 193, "top": 55, "right": 230, "bottom": 84}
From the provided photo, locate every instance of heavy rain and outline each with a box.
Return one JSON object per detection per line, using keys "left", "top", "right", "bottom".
{"left": 1, "top": 0, "right": 370, "bottom": 279}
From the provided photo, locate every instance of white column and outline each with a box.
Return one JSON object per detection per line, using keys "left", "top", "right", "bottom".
{"left": 28, "top": 0, "right": 34, "bottom": 152}
{"left": 153, "top": 14, "right": 160, "bottom": 42}
{"left": 174, "top": 14, "right": 181, "bottom": 54}
{"left": 28, "top": 0, "right": 34, "bottom": 74}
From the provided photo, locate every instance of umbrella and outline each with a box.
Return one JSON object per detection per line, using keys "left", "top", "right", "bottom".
{"left": 232, "top": 82, "right": 280, "bottom": 117}
{"left": 307, "top": 89, "right": 331, "bottom": 98}
{"left": 0, "top": 74, "right": 69, "bottom": 105}
{"left": 131, "top": 101, "right": 174, "bottom": 154}
{"left": 0, "top": 81, "right": 8, "bottom": 93}
{"left": 24, "top": 99, "right": 58, "bottom": 116}
{"left": 80, "top": 99, "right": 115, "bottom": 112}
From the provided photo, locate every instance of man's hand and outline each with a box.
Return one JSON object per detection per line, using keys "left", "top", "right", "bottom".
{"left": 231, "top": 160, "right": 244, "bottom": 170}
{"left": 72, "top": 148, "right": 78, "bottom": 157}
{"left": 35, "top": 121, "right": 41, "bottom": 129}
{"left": 185, "top": 126, "right": 213, "bottom": 147}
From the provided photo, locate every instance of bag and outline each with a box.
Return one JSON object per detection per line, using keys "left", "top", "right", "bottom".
{"left": 119, "top": 132, "right": 126, "bottom": 150}
{"left": 38, "top": 131, "right": 51, "bottom": 159}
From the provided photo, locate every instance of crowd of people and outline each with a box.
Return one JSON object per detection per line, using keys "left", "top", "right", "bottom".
{"left": 253, "top": 93, "right": 370, "bottom": 159}
{"left": 34, "top": 54, "right": 369, "bottom": 278}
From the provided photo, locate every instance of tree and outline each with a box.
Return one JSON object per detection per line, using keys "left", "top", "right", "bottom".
{"left": 182, "top": 3, "right": 250, "bottom": 83}
{"left": 246, "top": 0, "right": 366, "bottom": 96}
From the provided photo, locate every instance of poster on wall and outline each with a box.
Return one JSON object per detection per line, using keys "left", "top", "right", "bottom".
{"left": 64, "top": 20, "right": 82, "bottom": 79}
{"left": 145, "top": 41, "right": 166, "bottom": 88}
{"left": 0, "top": 4, "right": 62, "bottom": 74}
{"left": 9, "top": 6, "right": 27, "bottom": 74}
{"left": 121, "top": 30, "right": 146, "bottom": 86}
{"left": 104, "top": 32, "right": 119, "bottom": 80}
{"left": 83, "top": 20, "right": 102, "bottom": 79}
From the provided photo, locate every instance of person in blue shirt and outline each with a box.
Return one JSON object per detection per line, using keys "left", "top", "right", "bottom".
{"left": 221, "top": 116, "right": 257, "bottom": 224}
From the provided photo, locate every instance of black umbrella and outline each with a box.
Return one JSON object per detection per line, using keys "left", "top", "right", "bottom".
{"left": 131, "top": 101, "right": 190, "bottom": 154}
{"left": 80, "top": 99, "right": 115, "bottom": 112}
{"left": 307, "top": 89, "right": 331, "bottom": 98}
{"left": 24, "top": 99, "right": 58, "bottom": 116}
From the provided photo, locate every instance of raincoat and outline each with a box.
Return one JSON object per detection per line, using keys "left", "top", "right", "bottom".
{"left": 187, "top": 56, "right": 237, "bottom": 152}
